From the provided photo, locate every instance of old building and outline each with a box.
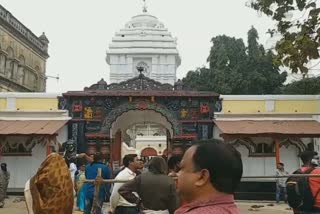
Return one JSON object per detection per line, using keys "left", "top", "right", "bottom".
{"left": 0, "top": 4, "right": 49, "bottom": 92}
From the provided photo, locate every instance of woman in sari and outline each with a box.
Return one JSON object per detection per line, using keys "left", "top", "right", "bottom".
{"left": 76, "top": 164, "right": 86, "bottom": 211}
{"left": 24, "top": 153, "right": 74, "bottom": 214}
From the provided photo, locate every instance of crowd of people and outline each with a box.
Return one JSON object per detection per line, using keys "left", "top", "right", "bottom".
{"left": 72, "top": 140, "right": 244, "bottom": 214}
{"left": 1, "top": 139, "right": 320, "bottom": 213}
{"left": 19, "top": 139, "right": 244, "bottom": 214}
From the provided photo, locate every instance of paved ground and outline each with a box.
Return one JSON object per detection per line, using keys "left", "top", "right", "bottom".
{"left": 0, "top": 197, "right": 293, "bottom": 214}
{"left": 237, "top": 202, "right": 292, "bottom": 213}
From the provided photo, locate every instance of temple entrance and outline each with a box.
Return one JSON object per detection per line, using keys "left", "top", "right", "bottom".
{"left": 110, "top": 110, "right": 173, "bottom": 170}
{"left": 61, "top": 74, "right": 219, "bottom": 173}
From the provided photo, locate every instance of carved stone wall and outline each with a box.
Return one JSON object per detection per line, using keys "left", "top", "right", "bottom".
{"left": 0, "top": 5, "right": 48, "bottom": 92}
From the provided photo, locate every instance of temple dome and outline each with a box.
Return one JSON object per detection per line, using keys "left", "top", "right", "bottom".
{"left": 125, "top": 13, "right": 164, "bottom": 29}
{"left": 107, "top": 11, "right": 180, "bottom": 59}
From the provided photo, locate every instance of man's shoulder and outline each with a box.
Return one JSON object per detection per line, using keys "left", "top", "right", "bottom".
{"left": 92, "top": 162, "right": 109, "bottom": 169}
{"left": 176, "top": 204, "right": 240, "bottom": 214}
{"left": 86, "top": 163, "right": 110, "bottom": 172}
{"left": 116, "top": 168, "right": 131, "bottom": 178}
{"left": 311, "top": 167, "right": 320, "bottom": 174}
{"left": 300, "top": 167, "right": 320, "bottom": 173}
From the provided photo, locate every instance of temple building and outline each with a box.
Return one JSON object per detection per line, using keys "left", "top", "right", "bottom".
{"left": 106, "top": 8, "right": 180, "bottom": 85}
{"left": 105, "top": 6, "right": 183, "bottom": 160}
{"left": 0, "top": 4, "right": 49, "bottom": 92}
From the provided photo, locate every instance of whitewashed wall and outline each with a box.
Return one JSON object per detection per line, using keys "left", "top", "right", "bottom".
{"left": 280, "top": 145, "right": 300, "bottom": 174}
{"left": 235, "top": 143, "right": 301, "bottom": 181}
{"left": 236, "top": 145, "right": 276, "bottom": 178}
{"left": 2, "top": 144, "right": 46, "bottom": 191}
{"left": 1, "top": 125, "right": 68, "bottom": 191}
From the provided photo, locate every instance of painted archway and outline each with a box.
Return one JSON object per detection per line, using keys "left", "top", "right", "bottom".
{"left": 111, "top": 110, "right": 173, "bottom": 137}
{"left": 229, "top": 138, "right": 257, "bottom": 155}
{"left": 108, "top": 105, "right": 176, "bottom": 171}
{"left": 279, "top": 138, "right": 307, "bottom": 153}
{"left": 102, "top": 100, "right": 181, "bottom": 136}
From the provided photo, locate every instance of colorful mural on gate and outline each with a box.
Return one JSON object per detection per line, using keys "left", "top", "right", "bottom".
{"left": 60, "top": 75, "right": 220, "bottom": 156}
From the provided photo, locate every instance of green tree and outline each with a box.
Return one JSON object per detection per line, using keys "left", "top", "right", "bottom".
{"left": 247, "top": 27, "right": 262, "bottom": 59}
{"left": 183, "top": 27, "right": 287, "bottom": 94}
{"left": 246, "top": 27, "right": 287, "bottom": 94}
{"left": 283, "top": 77, "right": 320, "bottom": 94}
{"left": 250, "top": 0, "right": 320, "bottom": 76}
{"left": 207, "top": 35, "right": 249, "bottom": 94}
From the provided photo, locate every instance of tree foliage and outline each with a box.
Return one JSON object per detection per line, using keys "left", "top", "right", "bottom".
{"left": 182, "top": 27, "right": 287, "bottom": 94}
{"left": 250, "top": 0, "right": 320, "bottom": 75}
{"left": 283, "top": 76, "right": 320, "bottom": 94}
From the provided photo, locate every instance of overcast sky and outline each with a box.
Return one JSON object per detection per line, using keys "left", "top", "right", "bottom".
{"left": 1, "top": 0, "right": 277, "bottom": 92}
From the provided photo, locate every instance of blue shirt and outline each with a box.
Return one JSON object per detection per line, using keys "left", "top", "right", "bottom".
{"left": 84, "top": 162, "right": 111, "bottom": 200}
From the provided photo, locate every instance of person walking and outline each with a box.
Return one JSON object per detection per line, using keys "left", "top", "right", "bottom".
{"left": 275, "top": 162, "right": 288, "bottom": 203}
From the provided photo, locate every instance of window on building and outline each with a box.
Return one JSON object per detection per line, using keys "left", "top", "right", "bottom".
{"left": 252, "top": 143, "right": 274, "bottom": 157}
{"left": 307, "top": 142, "right": 314, "bottom": 151}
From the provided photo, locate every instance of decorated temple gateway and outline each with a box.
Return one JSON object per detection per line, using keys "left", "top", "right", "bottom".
{"left": 60, "top": 74, "right": 220, "bottom": 170}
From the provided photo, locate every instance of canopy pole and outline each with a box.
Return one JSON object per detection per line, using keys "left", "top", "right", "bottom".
{"left": 275, "top": 139, "right": 280, "bottom": 165}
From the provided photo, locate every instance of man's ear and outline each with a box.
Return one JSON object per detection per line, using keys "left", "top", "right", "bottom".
{"left": 194, "top": 169, "right": 210, "bottom": 187}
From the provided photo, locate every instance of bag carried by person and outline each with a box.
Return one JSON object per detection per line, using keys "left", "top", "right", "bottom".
{"left": 286, "top": 167, "right": 316, "bottom": 211}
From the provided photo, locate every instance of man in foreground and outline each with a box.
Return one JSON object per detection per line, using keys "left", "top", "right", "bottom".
{"left": 175, "top": 140, "right": 243, "bottom": 214}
